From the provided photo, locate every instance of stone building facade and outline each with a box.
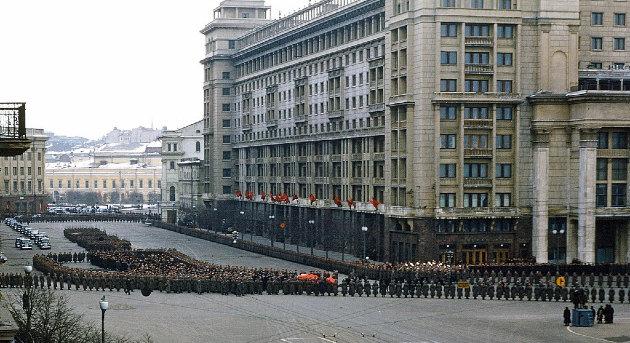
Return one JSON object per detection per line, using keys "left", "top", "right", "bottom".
{"left": 0, "top": 128, "right": 48, "bottom": 215}
{"left": 160, "top": 120, "right": 204, "bottom": 224}
{"left": 200, "top": 0, "right": 630, "bottom": 264}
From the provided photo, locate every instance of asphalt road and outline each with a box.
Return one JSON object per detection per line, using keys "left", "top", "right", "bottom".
{"left": 0, "top": 221, "right": 628, "bottom": 343}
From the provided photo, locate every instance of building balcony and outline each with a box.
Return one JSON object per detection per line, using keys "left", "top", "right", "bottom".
{"left": 242, "top": 123, "right": 252, "bottom": 131}
{"left": 314, "top": 177, "right": 327, "bottom": 184}
{"left": 328, "top": 109, "right": 344, "bottom": 118}
{"left": 435, "top": 207, "right": 518, "bottom": 219}
{"left": 351, "top": 153, "right": 363, "bottom": 160}
{"left": 463, "top": 178, "right": 493, "bottom": 188}
{"left": 329, "top": 88, "right": 341, "bottom": 96}
{"left": 372, "top": 152, "right": 385, "bottom": 160}
{"left": 294, "top": 115, "right": 307, "bottom": 123}
{"left": 297, "top": 156, "right": 308, "bottom": 162}
{"left": 368, "top": 103, "right": 385, "bottom": 113}
{"left": 465, "top": 64, "right": 494, "bottom": 75}
{"left": 330, "top": 177, "right": 342, "bottom": 184}
{"left": 330, "top": 154, "right": 341, "bottom": 162}
{"left": 464, "top": 119, "right": 493, "bottom": 129}
{"left": 465, "top": 36, "right": 493, "bottom": 47}
{"left": 313, "top": 155, "right": 323, "bottom": 162}
{"left": 372, "top": 177, "right": 385, "bottom": 186}
{"left": 433, "top": 92, "right": 523, "bottom": 104}
{"left": 464, "top": 148, "right": 493, "bottom": 158}
{"left": 266, "top": 118, "right": 278, "bottom": 127}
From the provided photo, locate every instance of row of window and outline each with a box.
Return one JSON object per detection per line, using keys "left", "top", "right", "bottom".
{"left": 440, "top": 0, "right": 513, "bottom": 10}
{"left": 590, "top": 12, "right": 626, "bottom": 26}
{"left": 440, "top": 134, "right": 512, "bottom": 149}
{"left": 440, "top": 163, "right": 513, "bottom": 178}
{"left": 441, "top": 23, "right": 514, "bottom": 38}
{"left": 596, "top": 183, "right": 627, "bottom": 208}
{"left": 230, "top": 115, "right": 386, "bottom": 144}
{"left": 440, "top": 105, "right": 514, "bottom": 120}
{"left": 598, "top": 131, "right": 628, "bottom": 149}
{"left": 436, "top": 219, "right": 514, "bottom": 234}
{"left": 440, "top": 79, "right": 513, "bottom": 93}
{"left": 439, "top": 192, "right": 512, "bottom": 208}
{"left": 49, "top": 179, "right": 160, "bottom": 189}
{"left": 591, "top": 37, "right": 626, "bottom": 51}
{"left": 2, "top": 152, "right": 43, "bottom": 162}
{"left": 441, "top": 51, "right": 513, "bottom": 66}
{"left": 234, "top": 13, "right": 385, "bottom": 79}
{"left": 2, "top": 180, "right": 43, "bottom": 195}
{"left": 2, "top": 166, "right": 42, "bottom": 177}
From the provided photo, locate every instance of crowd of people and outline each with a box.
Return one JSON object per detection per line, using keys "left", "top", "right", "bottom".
{"left": 64, "top": 227, "right": 131, "bottom": 251}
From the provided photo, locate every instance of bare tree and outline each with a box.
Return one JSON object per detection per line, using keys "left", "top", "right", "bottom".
{"left": 7, "top": 289, "right": 152, "bottom": 343}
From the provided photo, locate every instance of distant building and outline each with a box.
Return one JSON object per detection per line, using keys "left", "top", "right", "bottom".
{"left": 0, "top": 128, "right": 48, "bottom": 215}
{"left": 46, "top": 143, "right": 161, "bottom": 204}
{"left": 160, "top": 120, "right": 204, "bottom": 224}
{"left": 101, "top": 126, "right": 163, "bottom": 145}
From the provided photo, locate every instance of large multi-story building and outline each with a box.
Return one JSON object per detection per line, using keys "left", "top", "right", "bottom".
{"left": 0, "top": 128, "right": 48, "bottom": 215}
{"left": 201, "top": 0, "right": 630, "bottom": 265}
{"left": 160, "top": 120, "right": 204, "bottom": 223}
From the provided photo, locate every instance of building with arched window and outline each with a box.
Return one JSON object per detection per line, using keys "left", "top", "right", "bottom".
{"left": 160, "top": 120, "right": 204, "bottom": 224}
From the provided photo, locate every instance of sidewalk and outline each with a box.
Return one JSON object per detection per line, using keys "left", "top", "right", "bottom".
{"left": 211, "top": 229, "right": 370, "bottom": 264}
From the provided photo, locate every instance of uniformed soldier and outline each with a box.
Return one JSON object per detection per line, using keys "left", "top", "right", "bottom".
{"left": 379, "top": 281, "right": 387, "bottom": 297}
{"left": 371, "top": 281, "right": 378, "bottom": 297}
{"left": 348, "top": 280, "right": 355, "bottom": 297}
{"left": 436, "top": 284, "right": 443, "bottom": 299}
{"left": 496, "top": 284, "right": 504, "bottom": 300}
{"left": 599, "top": 288, "right": 605, "bottom": 303}
{"left": 429, "top": 284, "right": 435, "bottom": 298}
{"left": 487, "top": 284, "right": 495, "bottom": 300}
{"left": 618, "top": 288, "right": 625, "bottom": 303}
{"left": 395, "top": 281, "right": 402, "bottom": 298}
{"left": 402, "top": 282, "right": 409, "bottom": 298}
{"left": 608, "top": 288, "right": 615, "bottom": 303}
{"left": 457, "top": 285, "right": 463, "bottom": 299}
{"left": 591, "top": 288, "right": 597, "bottom": 303}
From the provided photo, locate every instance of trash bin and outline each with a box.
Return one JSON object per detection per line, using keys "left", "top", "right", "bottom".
{"left": 572, "top": 309, "right": 594, "bottom": 327}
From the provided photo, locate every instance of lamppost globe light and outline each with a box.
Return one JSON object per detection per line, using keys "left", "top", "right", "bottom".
{"left": 361, "top": 226, "right": 368, "bottom": 232}
{"left": 560, "top": 229, "right": 565, "bottom": 234}
{"left": 99, "top": 298, "right": 109, "bottom": 311}
{"left": 24, "top": 265, "right": 32, "bottom": 274}
{"left": 552, "top": 229, "right": 558, "bottom": 234}
{"left": 240, "top": 211, "right": 244, "bottom": 215}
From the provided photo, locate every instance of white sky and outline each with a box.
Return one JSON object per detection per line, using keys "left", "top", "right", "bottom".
{"left": 0, "top": 0, "right": 310, "bottom": 139}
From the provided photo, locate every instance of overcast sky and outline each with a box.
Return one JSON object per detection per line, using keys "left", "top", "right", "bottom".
{"left": 0, "top": 0, "right": 309, "bottom": 139}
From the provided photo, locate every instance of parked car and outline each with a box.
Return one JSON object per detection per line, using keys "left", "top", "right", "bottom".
{"left": 15, "top": 237, "right": 25, "bottom": 248}
{"left": 19, "top": 239, "right": 32, "bottom": 250}
{"left": 37, "top": 237, "right": 51, "bottom": 250}
{"left": 27, "top": 229, "right": 39, "bottom": 239}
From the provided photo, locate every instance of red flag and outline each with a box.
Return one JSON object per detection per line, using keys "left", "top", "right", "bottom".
{"left": 245, "top": 191, "right": 254, "bottom": 200}
{"left": 235, "top": 190, "right": 243, "bottom": 198}
{"left": 260, "top": 192, "right": 266, "bottom": 201}
{"left": 370, "top": 197, "right": 380, "bottom": 209}
{"left": 282, "top": 193, "right": 290, "bottom": 203}
{"left": 308, "top": 194, "right": 316, "bottom": 204}
{"left": 346, "top": 197, "right": 355, "bottom": 208}
{"left": 333, "top": 196, "right": 342, "bottom": 207}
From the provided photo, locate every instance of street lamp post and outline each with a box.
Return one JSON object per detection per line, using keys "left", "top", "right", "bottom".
{"left": 552, "top": 228, "right": 565, "bottom": 271}
{"left": 99, "top": 296, "right": 108, "bottom": 343}
{"left": 23, "top": 265, "right": 33, "bottom": 343}
{"left": 213, "top": 208, "right": 218, "bottom": 233}
{"left": 308, "top": 219, "right": 315, "bottom": 255}
{"left": 361, "top": 226, "right": 368, "bottom": 260}
{"left": 239, "top": 210, "right": 245, "bottom": 241}
{"left": 269, "top": 215, "right": 275, "bottom": 247}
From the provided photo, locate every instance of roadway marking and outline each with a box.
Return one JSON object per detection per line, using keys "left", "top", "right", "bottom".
{"left": 280, "top": 339, "right": 337, "bottom": 343}
{"left": 566, "top": 326, "right": 612, "bottom": 342}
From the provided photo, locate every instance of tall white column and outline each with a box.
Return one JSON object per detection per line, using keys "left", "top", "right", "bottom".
{"left": 577, "top": 130, "right": 597, "bottom": 264}
{"left": 566, "top": 219, "right": 578, "bottom": 263}
{"left": 532, "top": 130, "right": 549, "bottom": 264}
